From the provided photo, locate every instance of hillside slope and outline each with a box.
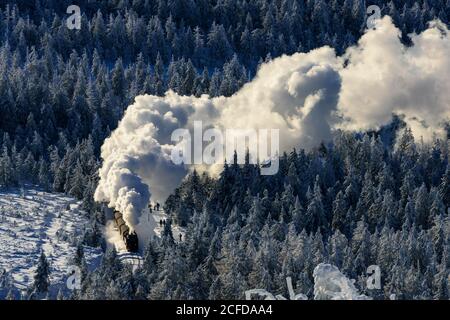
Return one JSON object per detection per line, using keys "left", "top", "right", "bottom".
{"left": 0, "top": 188, "right": 102, "bottom": 299}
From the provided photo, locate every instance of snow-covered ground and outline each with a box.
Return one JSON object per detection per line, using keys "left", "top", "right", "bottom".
{"left": 151, "top": 209, "right": 185, "bottom": 242}
{"left": 0, "top": 187, "right": 102, "bottom": 298}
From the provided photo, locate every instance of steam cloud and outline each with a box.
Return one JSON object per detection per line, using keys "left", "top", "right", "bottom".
{"left": 95, "top": 17, "right": 449, "bottom": 235}
{"left": 338, "top": 18, "right": 450, "bottom": 140}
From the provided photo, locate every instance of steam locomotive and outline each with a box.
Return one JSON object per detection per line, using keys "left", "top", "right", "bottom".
{"left": 113, "top": 210, "right": 139, "bottom": 252}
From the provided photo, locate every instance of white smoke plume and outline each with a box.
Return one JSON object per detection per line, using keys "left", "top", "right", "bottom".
{"left": 338, "top": 18, "right": 450, "bottom": 141}
{"left": 95, "top": 16, "right": 449, "bottom": 234}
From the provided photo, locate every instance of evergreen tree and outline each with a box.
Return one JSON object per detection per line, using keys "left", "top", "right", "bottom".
{"left": 33, "top": 251, "right": 50, "bottom": 294}
{"left": 305, "top": 176, "right": 327, "bottom": 234}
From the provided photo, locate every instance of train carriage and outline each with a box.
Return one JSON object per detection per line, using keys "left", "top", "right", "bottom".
{"left": 113, "top": 210, "right": 139, "bottom": 252}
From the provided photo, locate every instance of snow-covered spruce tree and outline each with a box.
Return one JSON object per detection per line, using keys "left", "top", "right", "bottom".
{"left": 31, "top": 251, "right": 50, "bottom": 296}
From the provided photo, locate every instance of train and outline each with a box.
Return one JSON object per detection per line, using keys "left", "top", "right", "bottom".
{"left": 113, "top": 210, "right": 139, "bottom": 252}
